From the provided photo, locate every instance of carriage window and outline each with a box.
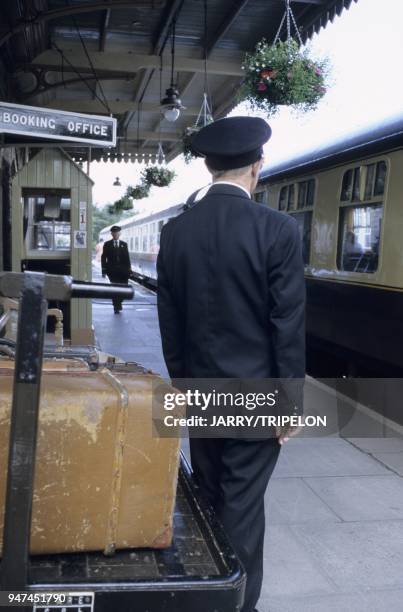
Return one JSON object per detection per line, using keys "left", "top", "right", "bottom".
{"left": 255, "top": 190, "right": 266, "bottom": 203}
{"left": 352, "top": 168, "right": 361, "bottom": 201}
{"left": 297, "top": 179, "right": 315, "bottom": 209}
{"left": 287, "top": 184, "right": 295, "bottom": 211}
{"left": 374, "top": 161, "right": 387, "bottom": 196}
{"left": 337, "top": 203, "right": 382, "bottom": 273}
{"left": 364, "top": 164, "right": 376, "bottom": 199}
{"left": 306, "top": 179, "right": 315, "bottom": 207}
{"left": 341, "top": 161, "right": 387, "bottom": 202}
{"left": 341, "top": 169, "right": 353, "bottom": 201}
{"left": 290, "top": 211, "right": 313, "bottom": 265}
{"left": 279, "top": 186, "right": 287, "bottom": 211}
{"left": 297, "top": 182, "right": 306, "bottom": 209}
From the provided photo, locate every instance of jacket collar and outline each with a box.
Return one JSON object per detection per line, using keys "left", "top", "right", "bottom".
{"left": 206, "top": 182, "right": 251, "bottom": 200}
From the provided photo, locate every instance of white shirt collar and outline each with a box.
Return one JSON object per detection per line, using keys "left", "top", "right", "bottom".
{"left": 193, "top": 181, "right": 251, "bottom": 202}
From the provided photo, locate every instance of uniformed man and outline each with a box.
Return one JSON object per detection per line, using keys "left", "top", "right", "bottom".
{"left": 157, "top": 116, "right": 305, "bottom": 612}
{"left": 101, "top": 225, "right": 132, "bottom": 313}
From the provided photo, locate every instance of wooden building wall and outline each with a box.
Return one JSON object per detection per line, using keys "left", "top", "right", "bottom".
{"left": 11, "top": 147, "right": 94, "bottom": 344}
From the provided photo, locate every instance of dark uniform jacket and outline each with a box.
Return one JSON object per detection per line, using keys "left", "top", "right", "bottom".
{"left": 157, "top": 183, "right": 305, "bottom": 387}
{"left": 101, "top": 239, "right": 131, "bottom": 280}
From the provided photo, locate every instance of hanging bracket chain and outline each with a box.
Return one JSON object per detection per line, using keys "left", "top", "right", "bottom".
{"left": 273, "top": 0, "right": 303, "bottom": 47}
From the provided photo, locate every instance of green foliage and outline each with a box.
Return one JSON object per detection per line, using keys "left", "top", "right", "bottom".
{"left": 182, "top": 127, "right": 203, "bottom": 164}
{"left": 92, "top": 204, "right": 136, "bottom": 247}
{"left": 126, "top": 183, "right": 151, "bottom": 199}
{"left": 114, "top": 195, "right": 133, "bottom": 211}
{"left": 141, "top": 165, "right": 176, "bottom": 187}
{"left": 240, "top": 39, "right": 329, "bottom": 115}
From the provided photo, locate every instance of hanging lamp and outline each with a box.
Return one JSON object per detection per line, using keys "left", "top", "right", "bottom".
{"left": 160, "top": 17, "right": 185, "bottom": 121}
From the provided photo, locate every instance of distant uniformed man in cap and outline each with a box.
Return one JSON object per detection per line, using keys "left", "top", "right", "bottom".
{"left": 101, "top": 225, "right": 132, "bottom": 313}
{"left": 157, "top": 116, "right": 305, "bottom": 612}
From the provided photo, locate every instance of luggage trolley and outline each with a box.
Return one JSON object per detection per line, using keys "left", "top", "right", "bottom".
{"left": 0, "top": 271, "right": 245, "bottom": 612}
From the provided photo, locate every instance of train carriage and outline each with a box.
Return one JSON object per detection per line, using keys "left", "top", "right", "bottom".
{"left": 258, "top": 113, "right": 403, "bottom": 377}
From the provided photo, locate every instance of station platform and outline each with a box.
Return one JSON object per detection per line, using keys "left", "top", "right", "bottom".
{"left": 92, "top": 272, "right": 403, "bottom": 612}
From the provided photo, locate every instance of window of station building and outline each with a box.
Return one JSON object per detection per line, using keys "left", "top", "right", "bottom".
{"left": 142, "top": 235, "right": 148, "bottom": 252}
{"left": 130, "top": 237, "right": 134, "bottom": 251}
{"left": 23, "top": 189, "right": 71, "bottom": 254}
{"left": 135, "top": 236, "right": 139, "bottom": 251}
{"left": 337, "top": 203, "right": 383, "bottom": 273}
{"left": 341, "top": 161, "right": 387, "bottom": 202}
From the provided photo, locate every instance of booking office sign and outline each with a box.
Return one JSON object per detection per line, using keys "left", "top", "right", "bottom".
{"left": 0, "top": 102, "right": 116, "bottom": 146}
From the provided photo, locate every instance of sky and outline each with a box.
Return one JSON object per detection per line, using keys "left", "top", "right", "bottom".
{"left": 90, "top": 0, "right": 403, "bottom": 217}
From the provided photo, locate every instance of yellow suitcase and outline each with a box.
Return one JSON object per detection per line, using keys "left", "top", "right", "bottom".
{"left": 0, "top": 358, "right": 180, "bottom": 555}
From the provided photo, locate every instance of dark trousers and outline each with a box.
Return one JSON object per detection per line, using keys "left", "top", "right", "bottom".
{"left": 189, "top": 437, "right": 281, "bottom": 612}
{"left": 107, "top": 271, "right": 129, "bottom": 311}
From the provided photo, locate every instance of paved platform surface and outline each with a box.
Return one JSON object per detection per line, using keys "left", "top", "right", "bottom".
{"left": 92, "top": 271, "right": 403, "bottom": 612}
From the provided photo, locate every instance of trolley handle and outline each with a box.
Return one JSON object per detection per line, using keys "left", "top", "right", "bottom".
{"left": 0, "top": 272, "right": 134, "bottom": 301}
{"left": 71, "top": 280, "right": 134, "bottom": 300}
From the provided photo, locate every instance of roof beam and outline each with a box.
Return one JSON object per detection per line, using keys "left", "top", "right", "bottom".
{"left": 32, "top": 50, "right": 244, "bottom": 76}
{"left": 123, "top": 129, "right": 182, "bottom": 141}
{"left": 205, "top": 0, "right": 250, "bottom": 55}
{"left": 141, "top": 0, "right": 250, "bottom": 150}
{"left": 120, "top": 0, "right": 185, "bottom": 133}
{"left": 39, "top": 99, "right": 200, "bottom": 116}
{"left": 99, "top": 9, "right": 110, "bottom": 52}
{"left": 0, "top": 1, "right": 164, "bottom": 49}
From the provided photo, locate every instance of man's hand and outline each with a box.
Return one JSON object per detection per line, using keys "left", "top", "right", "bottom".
{"left": 275, "top": 423, "right": 302, "bottom": 445}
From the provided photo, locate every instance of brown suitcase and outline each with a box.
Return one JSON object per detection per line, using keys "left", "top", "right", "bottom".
{"left": 0, "top": 358, "right": 181, "bottom": 556}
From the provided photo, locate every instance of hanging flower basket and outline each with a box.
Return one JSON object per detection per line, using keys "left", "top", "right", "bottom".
{"left": 240, "top": 39, "right": 329, "bottom": 115}
{"left": 182, "top": 93, "right": 214, "bottom": 164}
{"left": 141, "top": 165, "right": 176, "bottom": 187}
{"left": 126, "top": 183, "right": 150, "bottom": 200}
{"left": 113, "top": 196, "right": 133, "bottom": 213}
{"left": 182, "top": 127, "right": 202, "bottom": 164}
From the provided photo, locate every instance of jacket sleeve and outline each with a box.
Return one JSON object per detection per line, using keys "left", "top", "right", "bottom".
{"left": 101, "top": 242, "right": 108, "bottom": 275}
{"left": 157, "top": 226, "right": 185, "bottom": 379}
{"left": 123, "top": 242, "right": 131, "bottom": 272}
{"left": 267, "top": 216, "right": 306, "bottom": 414}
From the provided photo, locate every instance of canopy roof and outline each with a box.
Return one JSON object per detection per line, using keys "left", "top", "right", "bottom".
{"left": 0, "top": 0, "right": 358, "bottom": 163}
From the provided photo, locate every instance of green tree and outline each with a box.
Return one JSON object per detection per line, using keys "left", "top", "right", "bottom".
{"left": 92, "top": 204, "right": 137, "bottom": 248}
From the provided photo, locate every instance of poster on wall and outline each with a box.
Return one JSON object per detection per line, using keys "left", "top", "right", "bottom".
{"left": 74, "top": 230, "right": 87, "bottom": 249}
{"left": 79, "top": 202, "right": 87, "bottom": 230}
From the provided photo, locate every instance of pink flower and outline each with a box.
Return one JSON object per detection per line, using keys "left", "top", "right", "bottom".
{"left": 257, "top": 81, "right": 267, "bottom": 92}
{"left": 287, "top": 70, "right": 293, "bottom": 79}
{"left": 315, "top": 67, "right": 322, "bottom": 76}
